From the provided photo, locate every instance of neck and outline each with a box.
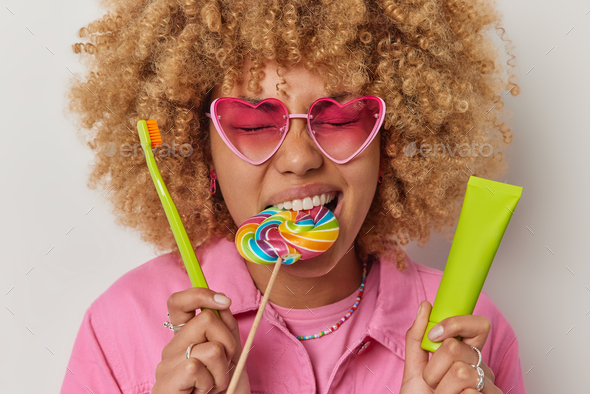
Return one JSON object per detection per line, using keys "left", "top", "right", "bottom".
{"left": 245, "top": 247, "right": 366, "bottom": 309}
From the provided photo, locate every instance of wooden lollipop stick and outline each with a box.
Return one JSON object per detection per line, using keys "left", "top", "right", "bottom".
{"left": 226, "top": 256, "right": 282, "bottom": 394}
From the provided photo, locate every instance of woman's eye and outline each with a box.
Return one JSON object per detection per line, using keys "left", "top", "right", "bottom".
{"left": 317, "top": 120, "right": 358, "bottom": 127}
{"left": 234, "top": 125, "right": 275, "bottom": 132}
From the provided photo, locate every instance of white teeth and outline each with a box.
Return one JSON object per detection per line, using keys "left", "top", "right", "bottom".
{"left": 292, "top": 199, "right": 303, "bottom": 211}
{"left": 273, "top": 192, "right": 337, "bottom": 211}
{"left": 312, "top": 195, "right": 321, "bottom": 206}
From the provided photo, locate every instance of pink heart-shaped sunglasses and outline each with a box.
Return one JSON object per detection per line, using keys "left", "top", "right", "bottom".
{"left": 205, "top": 96, "right": 386, "bottom": 165}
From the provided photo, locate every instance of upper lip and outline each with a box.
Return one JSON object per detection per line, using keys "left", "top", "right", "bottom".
{"left": 265, "top": 183, "right": 341, "bottom": 207}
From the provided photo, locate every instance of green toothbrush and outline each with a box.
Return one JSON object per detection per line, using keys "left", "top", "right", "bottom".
{"left": 137, "top": 119, "right": 219, "bottom": 318}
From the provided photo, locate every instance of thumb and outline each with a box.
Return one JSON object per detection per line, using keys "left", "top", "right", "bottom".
{"left": 402, "top": 300, "right": 432, "bottom": 384}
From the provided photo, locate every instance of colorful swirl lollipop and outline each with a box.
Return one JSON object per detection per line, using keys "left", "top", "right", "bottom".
{"left": 228, "top": 205, "right": 339, "bottom": 394}
{"left": 235, "top": 205, "right": 340, "bottom": 265}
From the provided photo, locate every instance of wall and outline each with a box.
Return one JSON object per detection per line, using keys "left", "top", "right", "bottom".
{"left": 0, "top": 0, "right": 587, "bottom": 392}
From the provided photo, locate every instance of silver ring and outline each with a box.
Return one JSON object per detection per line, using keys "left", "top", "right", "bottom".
{"left": 186, "top": 343, "right": 197, "bottom": 359}
{"left": 471, "top": 346, "right": 484, "bottom": 391}
{"left": 474, "top": 366, "right": 485, "bottom": 391}
{"left": 471, "top": 345, "right": 482, "bottom": 367}
{"left": 164, "top": 321, "right": 186, "bottom": 332}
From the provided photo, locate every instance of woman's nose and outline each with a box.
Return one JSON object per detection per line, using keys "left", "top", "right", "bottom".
{"left": 272, "top": 118, "right": 323, "bottom": 176}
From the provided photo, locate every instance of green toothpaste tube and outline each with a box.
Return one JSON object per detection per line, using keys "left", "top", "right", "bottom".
{"left": 421, "top": 176, "right": 523, "bottom": 352}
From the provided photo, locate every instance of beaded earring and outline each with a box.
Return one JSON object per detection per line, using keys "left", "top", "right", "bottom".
{"left": 209, "top": 170, "right": 217, "bottom": 194}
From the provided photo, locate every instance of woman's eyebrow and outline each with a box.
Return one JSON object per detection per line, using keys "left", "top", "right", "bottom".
{"left": 236, "top": 92, "right": 353, "bottom": 105}
{"left": 236, "top": 95, "right": 264, "bottom": 104}
{"left": 329, "top": 92, "right": 354, "bottom": 102}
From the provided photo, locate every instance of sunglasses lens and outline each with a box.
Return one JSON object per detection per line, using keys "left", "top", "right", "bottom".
{"left": 310, "top": 98, "right": 381, "bottom": 161}
{"left": 215, "top": 99, "right": 287, "bottom": 162}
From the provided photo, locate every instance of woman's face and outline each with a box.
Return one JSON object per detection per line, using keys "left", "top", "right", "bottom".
{"left": 207, "top": 58, "right": 380, "bottom": 277}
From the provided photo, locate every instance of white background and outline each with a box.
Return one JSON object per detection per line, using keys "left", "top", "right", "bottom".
{"left": 1, "top": 0, "right": 588, "bottom": 392}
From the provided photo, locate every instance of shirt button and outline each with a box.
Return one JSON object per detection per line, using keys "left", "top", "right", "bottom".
{"left": 357, "top": 340, "right": 371, "bottom": 355}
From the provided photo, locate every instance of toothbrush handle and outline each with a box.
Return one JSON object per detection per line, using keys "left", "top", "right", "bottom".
{"left": 140, "top": 139, "right": 220, "bottom": 319}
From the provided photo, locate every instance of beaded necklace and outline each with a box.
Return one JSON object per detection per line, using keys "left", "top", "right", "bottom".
{"left": 296, "top": 258, "right": 368, "bottom": 340}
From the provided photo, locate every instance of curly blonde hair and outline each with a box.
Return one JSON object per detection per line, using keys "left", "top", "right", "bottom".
{"left": 65, "top": 0, "right": 519, "bottom": 271}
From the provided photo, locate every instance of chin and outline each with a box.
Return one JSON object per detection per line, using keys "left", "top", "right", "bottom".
{"left": 280, "top": 252, "right": 339, "bottom": 278}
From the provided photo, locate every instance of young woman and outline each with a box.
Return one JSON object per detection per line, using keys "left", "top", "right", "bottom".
{"left": 62, "top": 1, "right": 524, "bottom": 393}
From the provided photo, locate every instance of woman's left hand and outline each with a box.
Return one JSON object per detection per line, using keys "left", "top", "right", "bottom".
{"left": 400, "top": 300, "right": 502, "bottom": 393}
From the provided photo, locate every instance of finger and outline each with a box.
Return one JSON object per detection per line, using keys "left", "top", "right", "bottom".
{"left": 426, "top": 315, "right": 491, "bottom": 351}
{"left": 171, "top": 294, "right": 236, "bottom": 339}
{"left": 423, "top": 338, "right": 484, "bottom": 389}
{"left": 186, "top": 342, "right": 231, "bottom": 392}
{"left": 167, "top": 288, "right": 232, "bottom": 327}
{"left": 402, "top": 300, "right": 432, "bottom": 384}
{"left": 215, "top": 295, "right": 243, "bottom": 364}
{"left": 157, "top": 341, "right": 233, "bottom": 391}
{"left": 152, "top": 356, "right": 215, "bottom": 394}
{"left": 162, "top": 308, "right": 238, "bottom": 362}
{"left": 458, "top": 387, "right": 503, "bottom": 394}
{"left": 187, "top": 292, "right": 242, "bottom": 360}
{"left": 434, "top": 361, "right": 501, "bottom": 394}
{"left": 432, "top": 361, "right": 479, "bottom": 394}
{"left": 482, "top": 374, "right": 502, "bottom": 394}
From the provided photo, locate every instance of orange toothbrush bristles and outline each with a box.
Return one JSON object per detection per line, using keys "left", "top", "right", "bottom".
{"left": 146, "top": 119, "right": 162, "bottom": 147}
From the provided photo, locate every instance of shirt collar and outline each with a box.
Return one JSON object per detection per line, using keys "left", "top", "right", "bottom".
{"left": 195, "top": 236, "right": 425, "bottom": 359}
{"left": 365, "top": 249, "right": 425, "bottom": 360}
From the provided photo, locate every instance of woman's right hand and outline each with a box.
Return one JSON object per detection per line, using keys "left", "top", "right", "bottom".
{"left": 152, "top": 288, "right": 250, "bottom": 394}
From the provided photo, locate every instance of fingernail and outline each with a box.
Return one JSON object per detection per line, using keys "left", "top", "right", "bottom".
{"left": 214, "top": 293, "right": 230, "bottom": 305}
{"left": 416, "top": 303, "right": 422, "bottom": 318}
{"left": 428, "top": 324, "right": 444, "bottom": 341}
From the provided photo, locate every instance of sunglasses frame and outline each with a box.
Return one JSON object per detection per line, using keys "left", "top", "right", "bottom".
{"left": 205, "top": 95, "right": 386, "bottom": 165}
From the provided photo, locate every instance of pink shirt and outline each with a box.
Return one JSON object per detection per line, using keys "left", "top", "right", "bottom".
{"left": 269, "top": 259, "right": 379, "bottom": 394}
{"left": 60, "top": 236, "right": 526, "bottom": 394}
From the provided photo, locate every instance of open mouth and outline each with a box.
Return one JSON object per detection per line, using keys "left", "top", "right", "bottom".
{"left": 325, "top": 193, "right": 338, "bottom": 212}
{"left": 264, "top": 191, "right": 343, "bottom": 220}
{"left": 268, "top": 191, "right": 339, "bottom": 212}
